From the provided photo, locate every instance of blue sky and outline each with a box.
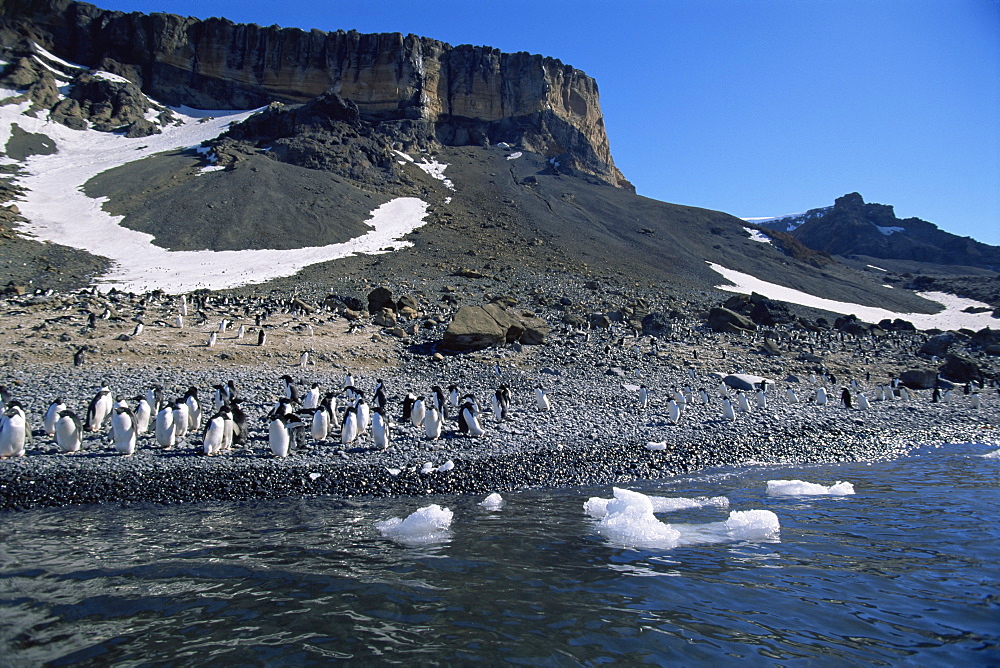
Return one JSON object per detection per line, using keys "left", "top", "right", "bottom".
{"left": 96, "top": 0, "right": 1000, "bottom": 245}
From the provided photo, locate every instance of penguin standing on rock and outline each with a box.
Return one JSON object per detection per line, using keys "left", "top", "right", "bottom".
{"left": 815, "top": 387, "right": 828, "bottom": 406}
{"left": 423, "top": 405, "right": 443, "bottom": 441}
{"left": 932, "top": 387, "right": 941, "bottom": 403}
{"left": 341, "top": 406, "right": 359, "bottom": 446}
{"left": 410, "top": 396, "right": 426, "bottom": 428}
{"left": 54, "top": 410, "right": 82, "bottom": 453}
{"left": 667, "top": 398, "right": 681, "bottom": 425}
{"left": 85, "top": 386, "right": 113, "bottom": 432}
{"left": 841, "top": 388, "right": 853, "bottom": 409}
{"left": 459, "top": 399, "right": 486, "bottom": 437}
{"left": 534, "top": 386, "right": 551, "bottom": 412}
{"left": 257, "top": 328, "right": 267, "bottom": 346}
{"left": 155, "top": 404, "right": 176, "bottom": 448}
{"left": 269, "top": 414, "right": 291, "bottom": 457}
{"left": 372, "top": 407, "right": 390, "bottom": 450}
{"left": 44, "top": 398, "right": 67, "bottom": 437}
{"left": 721, "top": 397, "right": 736, "bottom": 422}
{"left": 0, "top": 403, "right": 27, "bottom": 458}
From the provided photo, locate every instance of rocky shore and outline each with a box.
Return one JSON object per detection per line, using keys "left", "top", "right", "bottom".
{"left": 1, "top": 283, "right": 997, "bottom": 510}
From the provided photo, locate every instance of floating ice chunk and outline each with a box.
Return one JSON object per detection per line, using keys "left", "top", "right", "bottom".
{"left": 645, "top": 441, "right": 667, "bottom": 451}
{"left": 585, "top": 488, "right": 728, "bottom": 519}
{"left": 767, "top": 479, "right": 855, "bottom": 496}
{"left": 650, "top": 495, "right": 729, "bottom": 512}
{"left": 587, "top": 488, "right": 772, "bottom": 549}
{"left": 480, "top": 492, "right": 504, "bottom": 510}
{"left": 979, "top": 449, "right": 1000, "bottom": 459}
{"left": 376, "top": 504, "right": 454, "bottom": 544}
{"left": 724, "top": 509, "right": 780, "bottom": 540}
{"left": 437, "top": 460, "right": 454, "bottom": 472}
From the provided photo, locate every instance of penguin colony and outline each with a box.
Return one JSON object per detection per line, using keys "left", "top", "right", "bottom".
{"left": 0, "top": 284, "right": 998, "bottom": 509}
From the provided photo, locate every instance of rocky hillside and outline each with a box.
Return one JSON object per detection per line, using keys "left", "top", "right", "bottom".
{"left": 755, "top": 193, "right": 1000, "bottom": 273}
{"left": 0, "top": 0, "right": 626, "bottom": 187}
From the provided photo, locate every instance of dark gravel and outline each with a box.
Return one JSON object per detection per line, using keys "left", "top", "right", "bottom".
{"left": 2, "top": 320, "right": 997, "bottom": 510}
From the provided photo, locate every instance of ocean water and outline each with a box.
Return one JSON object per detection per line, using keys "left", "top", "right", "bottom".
{"left": 1, "top": 442, "right": 997, "bottom": 665}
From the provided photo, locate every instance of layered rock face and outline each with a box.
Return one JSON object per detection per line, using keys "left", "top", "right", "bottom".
{"left": 0, "top": 0, "right": 628, "bottom": 187}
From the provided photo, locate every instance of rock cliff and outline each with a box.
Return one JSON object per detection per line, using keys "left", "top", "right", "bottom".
{"left": 0, "top": 0, "right": 628, "bottom": 187}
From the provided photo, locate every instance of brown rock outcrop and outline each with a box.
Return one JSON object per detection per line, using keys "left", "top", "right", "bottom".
{"left": 0, "top": 0, "right": 628, "bottom": 187}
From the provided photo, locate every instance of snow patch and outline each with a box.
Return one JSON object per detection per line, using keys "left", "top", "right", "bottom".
{"left": 875, "top": 225, "right": 905, "bottom": 236}
{"left": 708, "top": 262, "right": 998, "bottom": 330}
{"left": 866, "top": 264, "right": 887, "bottom": 272}
{"left": 90, "top": 70, "right": 132, "bottom": 85}
{"left": 413, "top": 157, "right": 454, "bottom": 190}
{"left": 743, "top": 227, "right": 772, "bottom": 244}
{"left": 4, "top": 102, "right": 430, "bottom": 293}
{"left": 31, "top": 42, "right": 86, "bottom": 72}
{"left": 506, "top": 151, "right": 523, "bottom": 160}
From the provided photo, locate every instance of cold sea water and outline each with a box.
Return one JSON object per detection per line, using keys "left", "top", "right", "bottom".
{"left": 1, "top": 441, "right": 997, "bottom": 666}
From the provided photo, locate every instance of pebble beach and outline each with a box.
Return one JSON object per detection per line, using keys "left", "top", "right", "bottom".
{"left": 1, "top": 286, "right": 997, "bottom": 510}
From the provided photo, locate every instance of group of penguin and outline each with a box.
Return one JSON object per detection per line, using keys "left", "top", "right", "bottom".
{"left": 636, "top": 369, "right": 985, "bottom": 425}
{"left": 265, "top": 373, "right": 550, "bottom": 458}
{"left": 0, "top": 375, "right": 554, "bottom": 459}
{"left": 0, "top": 381, "right": 247, "bottom": 459}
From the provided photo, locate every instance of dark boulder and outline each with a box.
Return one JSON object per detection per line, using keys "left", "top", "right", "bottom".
{"left": 899, "top": 369, "right": 938, "bottom": 390}
{"left": 938, "top": 354, "right": 982, "bottom": 383}
{"left": 367, "top": 287, "right": 394, "bottom": 313}
{"left": 441, "top": 304, "right": 545, "bottom": 351}
{"left": 640, "top": 312, "right": 672, "bottom": 337}
{"left": 919, "top": 332, "right": 964, "bottom": 358}
{"left": 707, "top": 307, "right": 755, "bottom": 334}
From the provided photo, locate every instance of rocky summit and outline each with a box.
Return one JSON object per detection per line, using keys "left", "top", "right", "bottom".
{"left": 0, "top": 1, "right": 998, "bottom": 510}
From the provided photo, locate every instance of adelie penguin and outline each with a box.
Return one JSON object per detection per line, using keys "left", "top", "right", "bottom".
{"left": 54, "top": 409, "right": 82, "bottom": 453}
{"left": 84, "top": 385, "right": 113, "bottom": 432}
{"left": 458, "top": 400, "right": 486, "bottom": 438}
{"left": 43, "top": 398, "right": 67, "bottom": 437}
{"left": 841, "top": 388, "right": 853, "bottom": 409}
{"left": 0, "top": 402, "right": 27, "bottom": 458}
{"left": 257, "top": 328, "right": 267, "bottom": 346}
{"left": 111, "top": 406, "right": 138, "bottom": 455}
{"left": 372, "top": 407, "right": 390, "bottom": 450}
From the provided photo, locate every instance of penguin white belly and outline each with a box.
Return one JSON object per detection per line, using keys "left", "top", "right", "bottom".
{"left": 55, "top": 414, "right": 81, "bottom": 453}
{"left": 111, "top": 412, "right": 137, "bottom": 455}
{"left": 155, "top": 408, "right": 176, "bottom": 447}
{"left": 269, "top": 419, "right": 290, "bottom": 457}
{"left": 0, "top": 414, "right": 26, "bottom": 457}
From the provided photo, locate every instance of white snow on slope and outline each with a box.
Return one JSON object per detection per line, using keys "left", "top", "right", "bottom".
{"left": 3, "top": 103, "right": 431, "bottom": 293}
{"left": 708, "top": 262, "right": 997, "bottom": 330}
{"left": 743, "top": 227, "right": 772, "bottom": 244}
{"left": 875, "top": 225, "right": 905, "bottom": 236}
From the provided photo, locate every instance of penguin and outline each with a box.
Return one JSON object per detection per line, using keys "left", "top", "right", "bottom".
{"left": 667, "top": 398, "right": 681, "bottom": 425}
{"left": 343, "top": 371, "right": 356, "bottom": 389}
{"left": 208, "top": 331, "right": 217, "bottom": 348}
{"left": 374, "top": 380, "right": 388, "bottom": 411}
{"left": 134, "top": 396, "right": 152, "bottom": 435}
{"left": 423, "top": 405, "right": 442, "bottom": 441}
{"left": 218, "top": 319, "right": 229, "bottom": 332}
{"left": 341, "top": 406, "right": 359, "bottom": 446}
{"left": 410, "top": 396, "right": 426, "bottom": 428}
{"left": 899, "top": 386, "right": 910, "bottom": 401}
{"left": 257, "top": 328, "right": 267, "bottom": 346}
{"left": 281, "top": 375, "right": 298, "bottom": 403}
{"left": 84, "top": 386, "right": 113, "bottom": 432}
{"left": 146, "top": 385, "right": 164, "bottom": 415}
{"left": 203, "top": 411, "right": 226, "bottom": 455}
{"left": 311, "top": 404, "right": 331, "bottom": 442}
{"left": 971, "top": 390, "right": 981, "bottom": 409}
{"left": 942, "top": 389, "right": 953, "bottom": 405}
{"left": 718, "top": 382, "right": 731, "bottom": 399}
{"left": 73, "top": 347, "right": 86, "bottom": 367}
{"left": 268, "top": 397, "right": 296, "bottom": 420}
{"left": 492, "top": 388, "right": 510, "bottom": 423}
{"left": 111, "top": 406, "right": 137, "bottom": 455}
{"left": 172, "top": 401, "right": 189, "bottom": 440}
{"left": 176, "top": 315, "right": 184, "bottom": 329}
{"left": 857, "top": 393, "right": 871, "bottom": 410}
{"left": 786, "top": 387, "right": 798, "bottom": 403}
{"left": 185, "top": 387, "right": 203, "bottom": 429}
{"left": 299, "top": 351, "right": 309, "bottom": 368}
{"left": 131, "top": 321, "right": 144, "bottom": 337}
{"left": 237, "top": 324, "right": 246, "bottom": 339}
{"left": 448, "top": 385, "right": 460, "bottom": 409}
{"left": 430, "top": 385, "right": 448, "bottom": 420}
{"left": 689, "top": 367, "right": 697, "bottom": 381}
{"left": 638, "top": 385, "right": 649, "bottom": 410}
{"left": 180, "top": 294, "right": 189, "bottom": 317}
{"left": 43, "top": 398, "right": 67, "bottom": 437}
{"left": 534, "top": 386, "right": 551, "bottom": 412}
{"left": 230, "top": 398, "right": 248, "bottom": 446}
{"left": 932, "top": 387, "right": 941, "bottom": 403}
{"left": 721, "top": 397, "right": 736, "bottom": 422}
{"left": 754, "top": 389, "right": 767, "bottom": 410}
{"left": 269, "top": 415, "right": 291, "bottom": 457}
{"left": 0, "top": 404, "right": 27, "bottom": 458}
{"left": 155, "top": 404, "right": 176, "bottom": 448}
{"left": 672, "top": 388, "right": 687, "bottom": 412}
{"left": 302, "top": 383, "right": 320, "bottom": 410}
{"left": 212, "top": 384, "right": 226, "bottom": 411}
{"left": 355, "top": 396, "right": 371, "bottom": 435}
{"left": 372, "top": 408, "right": 390, "bottom": 450}
{"left": 815, "top": 387, "right": 828, "bottom": 406}
{"left": 736, "top": 391, "right": 751, "bottom": 413}
{"left": 460, "top": 400, "right": 486, "bottom": 437}
{"left": 54, "top": 409, "right": 82, "bottom": 453}
{"left": 218, "top": 406, "right": 235, "bottom": 451}
{"left": 841, "top": 388, "right": 853, "bottom": 409}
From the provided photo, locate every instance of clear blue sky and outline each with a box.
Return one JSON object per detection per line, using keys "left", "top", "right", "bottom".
{"left": 96, "top": 0, "right": 1000, "bottom": 246}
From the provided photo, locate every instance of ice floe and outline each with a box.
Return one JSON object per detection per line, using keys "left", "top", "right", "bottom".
{"left": 584, "top": 487, "right": 773, "bottom": 549}
{"left": 479, "top": 492, "right": 505, "bottom": 510}
{"left": 766, "top": 480, "right": 855, "bottom": 496}
{"left": 376, "top": 504, "right": 454, "bottom": 545}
